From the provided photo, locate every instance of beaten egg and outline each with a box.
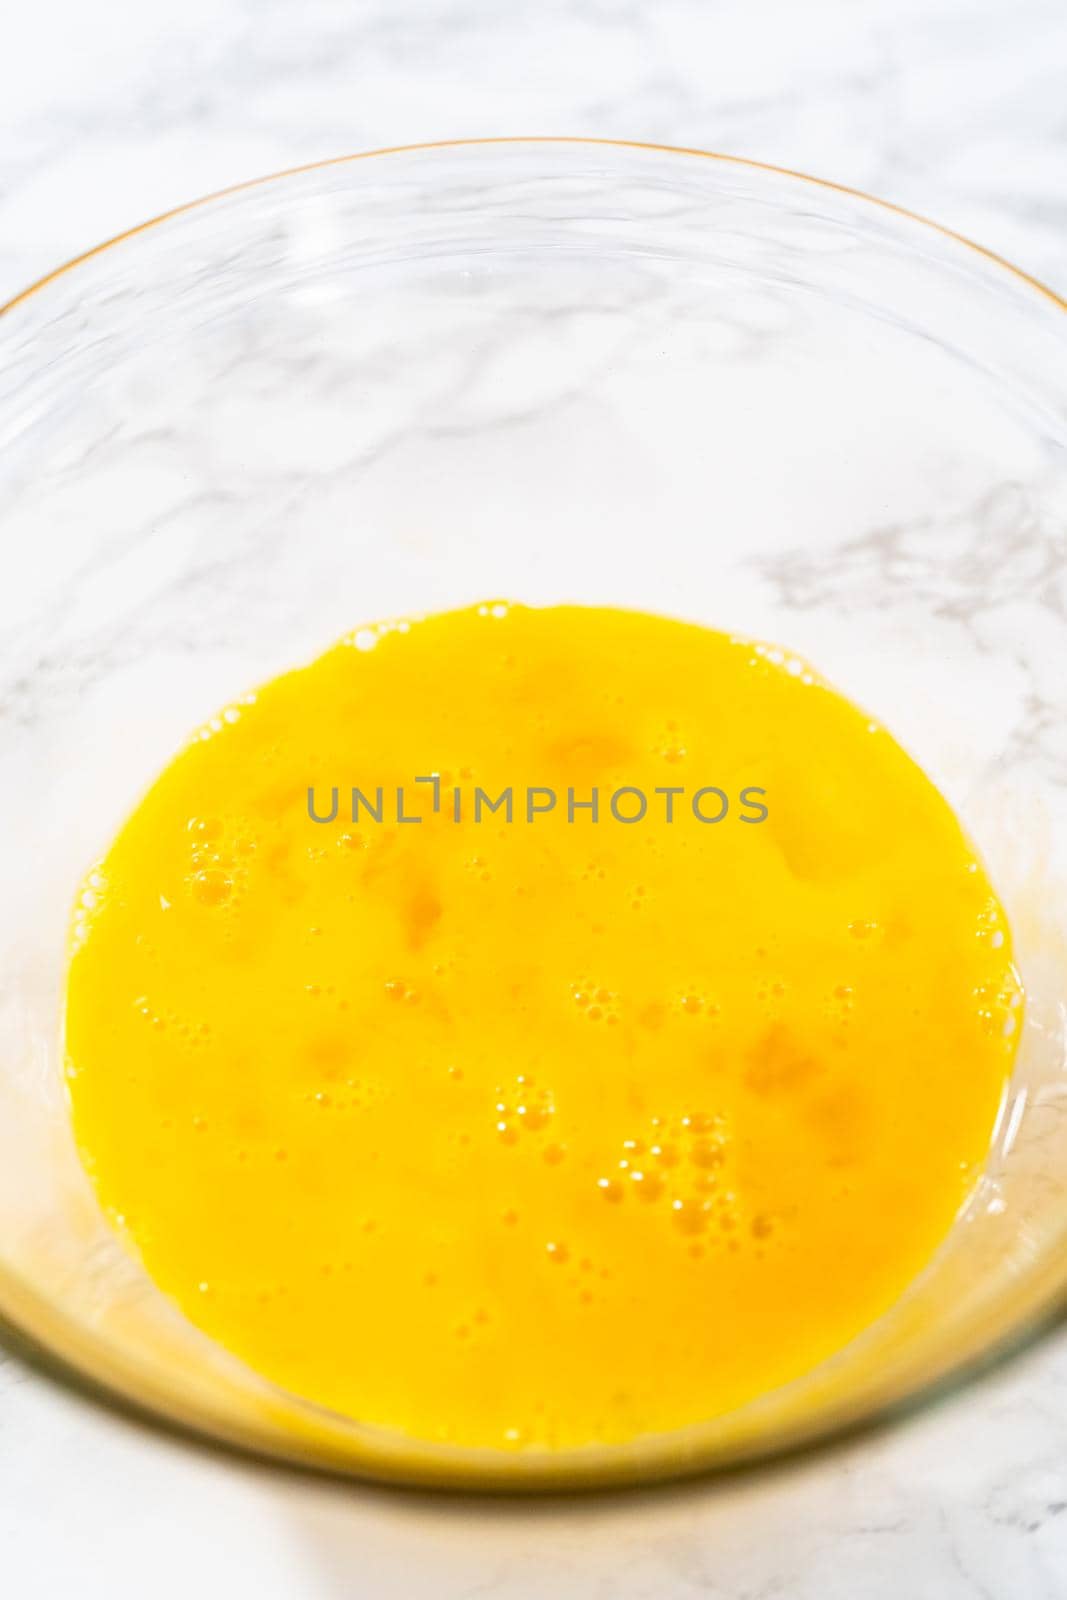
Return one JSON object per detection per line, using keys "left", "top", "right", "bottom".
{"left": 64, "top": 603, "right": 1020, "bottom": 1450}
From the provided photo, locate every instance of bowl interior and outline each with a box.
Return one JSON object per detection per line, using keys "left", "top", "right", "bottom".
{"left": 2, "top": 141, "right": 1067, "bottom": 1487}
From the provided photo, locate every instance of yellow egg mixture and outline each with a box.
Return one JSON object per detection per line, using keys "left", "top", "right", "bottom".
{"left": 65, "top": 603, "right": 1020, "bottom": 1450}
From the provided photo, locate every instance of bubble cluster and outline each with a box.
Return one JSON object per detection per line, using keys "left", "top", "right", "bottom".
{"left": 973, "top": 974, "right": 1023, "bottom": 1039}
{"left": 189, "top": 696, "right": 252, "bottom": 744}
{"left": 344, "top": 616, "right": 414, "bottom": 652}
{"left": 70, "top": 866, "right": 108, "bottom": 949}
{"left": 182, "top": 816, "right": 256, "bottom": 912}
{"left": 494, "top": 1074, "right": 555, "bottom": 1144}
{"left": 749, "top": 642, "right": 817, "bottom": 686}
{"left": 383, "top": 976, "right": 419, "bottom": 1005}
{"left": 596, "top": 1111, "right": 752, "bottom": 1244}
{"left": 975, "top": 896, "right": 1008, "bottom": 951}
{"left": 297, "top": 1049, "right": 383, "bottom": 1113}
{"left": 572, "top": 980, "right": 620, "bottom": 1025}
{"left": 131, "top": 995, "right": 167, "bottom": 1031}
{"left": 677, "top": 988, "right": 721, "bottom": 1018}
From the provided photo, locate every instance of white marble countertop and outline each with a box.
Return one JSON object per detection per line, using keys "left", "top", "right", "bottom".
{"left": 2, "top": 2, "right": 1066, "bottom": 1595}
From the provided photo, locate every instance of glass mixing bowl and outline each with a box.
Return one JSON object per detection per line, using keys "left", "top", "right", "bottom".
{"left": 2, "top": 139, "right": 1067, "bottom": 1490}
